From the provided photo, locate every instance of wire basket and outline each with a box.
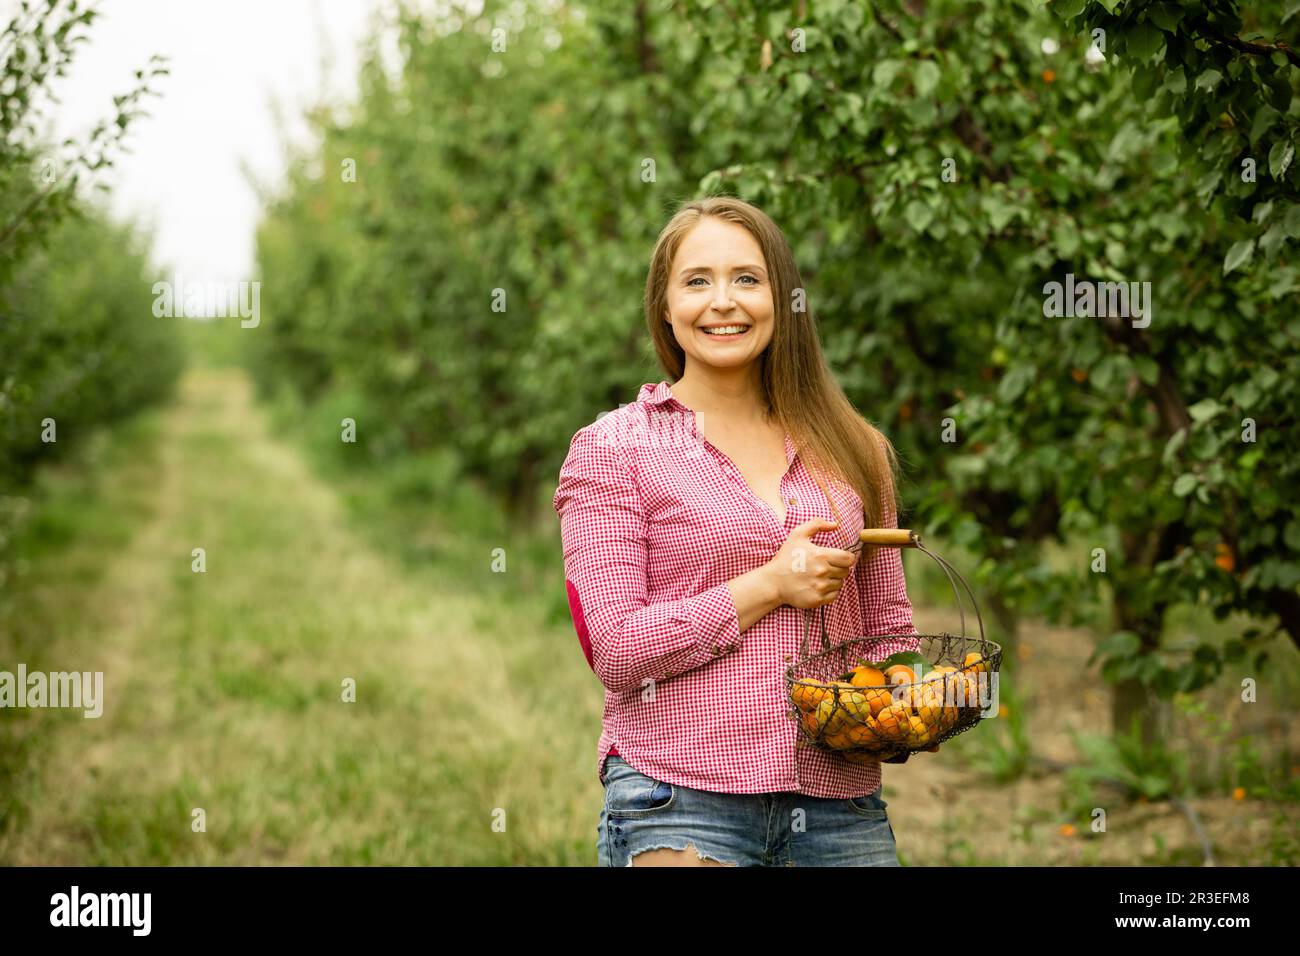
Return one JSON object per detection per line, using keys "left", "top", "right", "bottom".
{"left": 784, "top": 528, "right": 1002, "bottom": 763}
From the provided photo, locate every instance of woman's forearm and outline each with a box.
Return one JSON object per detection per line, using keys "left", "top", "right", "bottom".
{"left": 727, "top": 564, "right": 784, "bottom": 633}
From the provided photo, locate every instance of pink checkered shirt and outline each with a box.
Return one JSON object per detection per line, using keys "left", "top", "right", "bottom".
{"left": 552, "top": 380, "right": 920, "bottom": 798}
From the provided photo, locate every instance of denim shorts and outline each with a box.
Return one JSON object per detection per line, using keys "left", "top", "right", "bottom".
{"left": 597, "top": 756, "right": 900, "bottom": 867}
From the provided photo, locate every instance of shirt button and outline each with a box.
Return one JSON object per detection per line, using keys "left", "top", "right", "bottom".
{"left": 787, "top": 497, "right": 797, "bottom": 506}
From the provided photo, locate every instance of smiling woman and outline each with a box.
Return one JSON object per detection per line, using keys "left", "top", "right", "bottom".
{"left": 553, "top": 196, "right": 923, "bottom": 867}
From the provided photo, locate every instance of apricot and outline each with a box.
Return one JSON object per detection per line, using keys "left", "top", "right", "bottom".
{"left": 850, "top": 665, "right": 887, "bottom": 689}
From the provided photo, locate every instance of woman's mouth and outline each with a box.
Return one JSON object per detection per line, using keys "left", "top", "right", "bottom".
{"left": 699, "top": 325, "right": 751, "bottom": 340}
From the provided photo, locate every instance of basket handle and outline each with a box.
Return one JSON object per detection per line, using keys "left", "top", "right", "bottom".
{"left": 798, "top": 531, "right": 986, "bottom": 661}
{"left": 857, "top": 528, "right": 922, "bottom": 548}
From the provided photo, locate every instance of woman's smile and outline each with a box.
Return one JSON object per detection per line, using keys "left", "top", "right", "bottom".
{"left": 699, "top": 324, "right": 752, "bottom": 340}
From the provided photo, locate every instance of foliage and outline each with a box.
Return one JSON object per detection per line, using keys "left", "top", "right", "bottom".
{"left": 0, "top": 0, "right": 183, "bottom": 577}
{"left": 249, "top": 0, "right": 1300, "bottom": 729}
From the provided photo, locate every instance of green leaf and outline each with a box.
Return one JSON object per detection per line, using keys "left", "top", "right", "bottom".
{"left": 1162, "top": 428, "right": 1188, "bottom": 466}
{"left": 1187, "top": 398, "right": 1224, "bottom": 423}
{"left": 1053, "top": 216, "right": 1081, "bottom": 258}
{"left": 981, "top": 194, "right": 1016, "bottom": 232}
{"left": 1172, "top": 473, "right": 1198, "bottom": 497}
{"left": 914, "top": 60, "right": 941, "bottom": 98}
{"left": 1147, "top": 3, "right": 1184, "bottom": 31}
{"left": 1194, "top": 168, "right": 1223, "bottom": 207}
{"left": 1223, "top": 238, "right": 1255, "bottom": 275}
{"left": 1283, "top": 204, "right": 1300, "bottom": 238}
{"left": 1134, "top": 354, "right": 1159, "bottom": 386}
{"left": 997, "top": 363, "right": 1034, "bottom": 402}
{"left": 1284, "top": 520, "right": 1300, "bottom": 552}
{"left": 1260, "top": 221, "right": 1289, "bottom": 258}
{"left": 904, "top": 199, "right": 934, "bottom": 233}
{"left": 872, "top": 59, "right": 903, "bottom": 88}
{"left": 1095, "top": 630, "right": 1141, "bottom": 658}
{"left": 1126, "top": 23, "right": 1165, "bottom": 61}
{"left": 1269, "top": 140, "right": 1295, "bottom": 180}
{"left": 880, "top": 651, "right": 930, "bottom": 675}
{"left": 1194, "top": 69, "right": 1223, "bottom": 93}
{"left": 1250, "top": 105, "right": 1281, "bottom": 145}
{"left": 1232, "top": 379, "right": 1261, "bottom": 408}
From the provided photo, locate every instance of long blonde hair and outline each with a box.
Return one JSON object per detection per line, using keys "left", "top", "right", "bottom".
{"left": 644, "top": 195, "right": 904, "bottom": 555}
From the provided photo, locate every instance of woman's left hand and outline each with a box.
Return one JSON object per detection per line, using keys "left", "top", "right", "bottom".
{"left": 881, "top": 743, "right": 941, "bottom": 764}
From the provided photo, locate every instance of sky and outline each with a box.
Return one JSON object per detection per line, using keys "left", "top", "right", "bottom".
{"left": 41, "top": 0, "right": 393, "bottom": 285}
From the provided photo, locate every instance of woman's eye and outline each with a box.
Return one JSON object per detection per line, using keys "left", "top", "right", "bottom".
{"left": 687, "top": 275, "right": 759, "bottom": 287}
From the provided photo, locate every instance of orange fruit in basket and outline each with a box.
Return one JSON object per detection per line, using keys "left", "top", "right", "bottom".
{"left": 863, "top": 687, "right": 893, "bottom": 717}
{"left": 939, "top": 697, "right": 961, "bottom": 730}
{"left": 875, "top": 703, "right": 910, "bottom": 742}
{"left": 850, "top": 665, "right": 887, "bottom": 688}
{"left": 904, "top": 714, "right": 932, "bottom": 748}
{"left": 790, "top": 679, "right": 832, "bottom": 713}
{"left": 897, "top": 682, "right": 932, "bottom": 714}
{"left": 962, "top": 673, "right": 981, "bottom": 709}
{"left": 962, "top": 670, "right": 992, "bottom": 709}
{"left": 937, "top": 673, "right": 966, "bottom": 708}
{"left": 824, "top": 729, "right": 854, "bottom": 750}
{"left": 884, "top": 664, "right": 916, "bottom": 688}
{"left": 845, "top": 721, "right": 881, "bottom": 748}
{"left": 964, "top": 652, "right": 990, "bottom": 675}
{"left": 802, "top": 699, "right": 835, "bottom": 740}
{"left": 915, "top": 686, "right": 942, "bottom": 728}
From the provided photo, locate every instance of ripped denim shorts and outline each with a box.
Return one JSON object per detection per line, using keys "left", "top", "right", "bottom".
{"left": 597, "top": 755, "right": 900, "bottom": 867}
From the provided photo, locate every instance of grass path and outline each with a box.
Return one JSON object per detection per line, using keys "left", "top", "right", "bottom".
{"left": 0, "top": 366, "right": 602, "bottom": 865}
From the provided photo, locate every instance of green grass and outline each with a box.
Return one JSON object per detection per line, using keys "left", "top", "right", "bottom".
{"left": 0, "top": 362, "right": 603, "bottom": 865}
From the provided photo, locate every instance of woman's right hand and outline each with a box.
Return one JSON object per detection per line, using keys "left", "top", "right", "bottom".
{"left": 765, "top": 518, "right": 859, "bottom": 610}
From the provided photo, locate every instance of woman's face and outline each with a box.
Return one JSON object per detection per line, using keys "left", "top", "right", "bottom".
{"left": 663, "top": 217, "right": 775, "bottom": 371}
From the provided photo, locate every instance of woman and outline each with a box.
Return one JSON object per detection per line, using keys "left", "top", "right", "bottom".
{"left": 552, "top": 196, "right": 933, "bottom": 867}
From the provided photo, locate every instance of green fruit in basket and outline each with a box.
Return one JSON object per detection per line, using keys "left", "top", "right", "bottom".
{"left": 838, "top": 689, "right": 871, "bottom": 722}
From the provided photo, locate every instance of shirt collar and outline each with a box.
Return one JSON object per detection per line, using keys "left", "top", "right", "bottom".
{"left": 638, "top": 380, "right": 684, "bottom": 410}
{"left": 637, "top": 381, "right": 796, "bottom": 467}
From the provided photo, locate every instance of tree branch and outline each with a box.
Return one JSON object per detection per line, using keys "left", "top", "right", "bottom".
{"left": 1202, "top": 24, "right": 1300, "bottom": 70}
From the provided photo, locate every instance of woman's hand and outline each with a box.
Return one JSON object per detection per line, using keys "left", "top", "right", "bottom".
{"left": 881, "top": 743, "right": 941, "bottom": 764}
{"left": 765, "top": 518, "right": 859, "bottom": 610}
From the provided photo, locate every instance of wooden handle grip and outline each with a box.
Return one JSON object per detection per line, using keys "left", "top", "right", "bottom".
{"left": 858, "top": 528, "right": 921, "bottom": 548}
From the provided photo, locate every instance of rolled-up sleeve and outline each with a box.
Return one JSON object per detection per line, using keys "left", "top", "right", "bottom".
{"left": 552, "top": 424, "right": 742, "bottom": 694}
{"left": 857, "top": 487, "right": 922, "bottom": 658}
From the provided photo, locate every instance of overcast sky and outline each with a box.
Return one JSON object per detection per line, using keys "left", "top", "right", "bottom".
{"left": 42, "top": 0, "right": 391, "bottom": 284}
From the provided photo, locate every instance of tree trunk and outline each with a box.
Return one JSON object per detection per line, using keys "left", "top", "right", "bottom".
{"left": 984, "top": 589, "right": 1018, "bottom": 674}
{"left": 1110, "top": 590, "right": 1166, "bottom": 749}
